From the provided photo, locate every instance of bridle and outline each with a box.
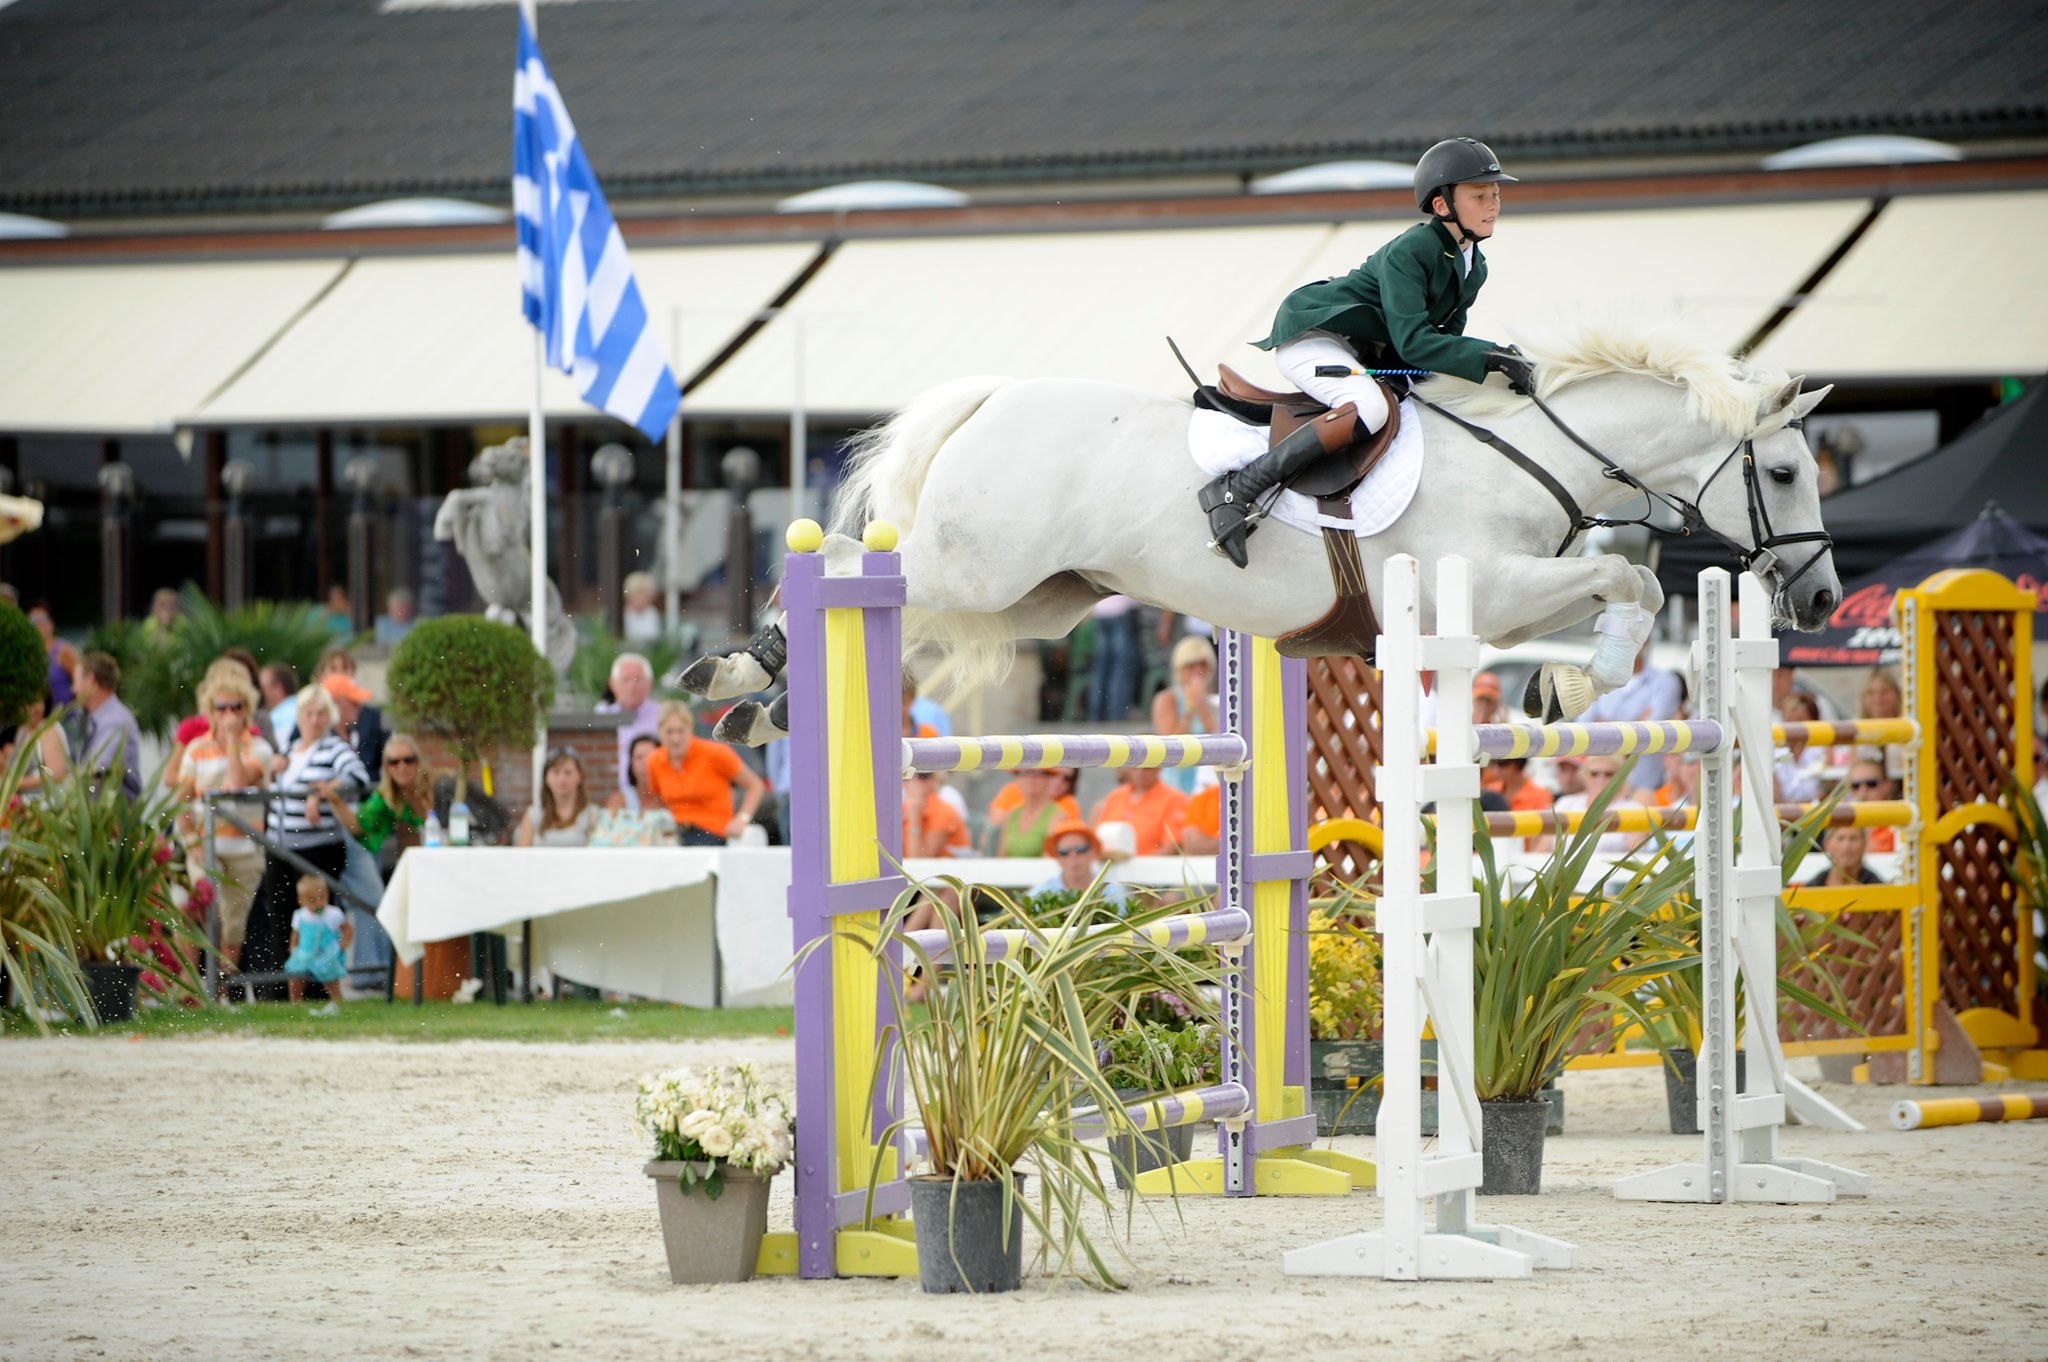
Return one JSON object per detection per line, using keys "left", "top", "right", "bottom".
{"left": 1409, "top": 387, "right": 1836, "bottom": 599}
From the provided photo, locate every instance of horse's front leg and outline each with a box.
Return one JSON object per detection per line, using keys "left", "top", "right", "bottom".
{"left": 1469, "top": 556, "right": 1661, "bottom": 721}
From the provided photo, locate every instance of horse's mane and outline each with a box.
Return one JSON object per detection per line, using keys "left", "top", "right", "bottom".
{"left": 1414, "top": 324, "right": 1790, "bottom": 440}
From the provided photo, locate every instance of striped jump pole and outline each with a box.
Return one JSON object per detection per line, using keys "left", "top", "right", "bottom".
{"left": 1890, "top": 1093, "right": 2048, "bottom": 1130}
{"left": 1480, "top": 800, "right": 1917, "bottom": 840}
{"left": 764, "top": 519, "right": 1366, "bottom": 1282}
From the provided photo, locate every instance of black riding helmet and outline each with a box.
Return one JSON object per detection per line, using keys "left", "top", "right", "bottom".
{"left": 1413, "top": 137, "right": 1518, "bottom": 226}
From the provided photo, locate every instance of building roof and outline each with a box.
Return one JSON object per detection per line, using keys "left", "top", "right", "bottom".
{"left": 3, "top": 0, "right": 2046, "bottom": 219}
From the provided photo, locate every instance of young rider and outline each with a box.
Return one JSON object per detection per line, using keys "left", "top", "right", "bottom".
{"left": 1199, "top": 137, "right": 1538, "bottom": 568}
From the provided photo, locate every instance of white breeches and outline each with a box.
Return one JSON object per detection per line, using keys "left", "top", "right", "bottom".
{"left": 1274, "top": 332, "right": 1392, "bottom": 433}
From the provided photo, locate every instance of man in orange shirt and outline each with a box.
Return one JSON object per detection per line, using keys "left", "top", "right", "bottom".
{"left": 646, "top": 700, "right": 766, "bottom": 846}
{"left": 1089, "top": 767, "right": 1189, "bottom": 856}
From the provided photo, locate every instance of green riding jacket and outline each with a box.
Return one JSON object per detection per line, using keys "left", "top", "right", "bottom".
{"left": 1253, "top": 218, "right": 1493, "bottom": 382}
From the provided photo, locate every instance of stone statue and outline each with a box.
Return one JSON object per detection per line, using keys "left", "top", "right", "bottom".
{"left": 432, "top": 437, "right": 577, "bottom": 675}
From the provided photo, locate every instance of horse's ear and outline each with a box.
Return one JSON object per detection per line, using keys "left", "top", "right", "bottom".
{"left": 1767, "top": 375, "right": 1806, "bottom": 414}
{"left": 1788, "top": 383, "right": 1832, "bottom": 422}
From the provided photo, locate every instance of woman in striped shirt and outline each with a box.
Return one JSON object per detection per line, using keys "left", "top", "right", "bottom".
{"left": 243, "top": 683, "right": 370, "bottom": 995}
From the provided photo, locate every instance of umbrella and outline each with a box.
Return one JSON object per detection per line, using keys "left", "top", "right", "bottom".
{"left": 1780, "top": 505, "right": 2048, "bottom": 667}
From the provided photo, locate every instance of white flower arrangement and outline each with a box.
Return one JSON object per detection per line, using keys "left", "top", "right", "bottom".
{"left": 633, "top": 1061, "right": 794, "bottom": 1199}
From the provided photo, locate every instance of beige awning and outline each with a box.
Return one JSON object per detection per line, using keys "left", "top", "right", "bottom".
{"left": 0, "top": 259, "right": 348, "bottom": 434}
{"left": 1326, "top": 199, "right": 1870, "bottom": 355}
{"left": 683, "top": 224, "right": 1340, "bottom": 416}
{"left": 1755, "top": 191, "right": 2048, "bottom": 378}
{"left": 191, "top": 242, "right": 819, "bottom": 427}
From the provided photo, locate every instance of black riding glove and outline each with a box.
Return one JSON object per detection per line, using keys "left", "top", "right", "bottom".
{"left": 1483, "top": 346, "right": 1537, "bottom": 396}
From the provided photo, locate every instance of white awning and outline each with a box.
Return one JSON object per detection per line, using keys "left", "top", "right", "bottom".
{"left": 0, "top": 259, "right": 348, "bottom": 434}
{"left": 1755, "top": 191, "right": 2048, "bottom": 378}
{"left": 684, "top": 224, "right": 1339, "bottom": 416}
{"left": 191, "top": 242, "right": 818, "bottom": 427}
{"left": 1413, "top": 199, "right": 1871, "bottom": 353}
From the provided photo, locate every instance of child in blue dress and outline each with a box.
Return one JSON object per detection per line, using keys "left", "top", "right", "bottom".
{"left": 284, "top": 873, "right": 352, "bottom": 1013}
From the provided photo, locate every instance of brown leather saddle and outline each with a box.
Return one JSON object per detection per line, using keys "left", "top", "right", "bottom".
{"left": 1206, "top": 365, "right": 1399, "bottom": 663}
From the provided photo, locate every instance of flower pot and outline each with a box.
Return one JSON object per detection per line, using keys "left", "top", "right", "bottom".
{"left": 1539, "top": 1084, "right": 1565, "bottom": 1135}
{"left": 1662, "top": 1050, "right": 1747, "bottom": 1136}
{"left": 1106, "top": 1088, "right": 1196, "bottom": 1190}
{"left": 909, "top": 1174, "right": 1025, "bottom": 1294}
{"left": 81, "top": 961, "right": 142, "bottom": 1024}
{"left": 1479, "top": 1097, "right": 1549, "bottom": 1196}
{"left": 643, "top": 1162, "right": 772, "bottom": 1284}
{"left": 1310, "top": 1038, "right": 1384, "bottom": 1086}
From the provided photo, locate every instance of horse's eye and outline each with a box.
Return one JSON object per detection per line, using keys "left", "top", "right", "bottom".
{"left": 1769, "top": 466, "right": 1796, "bottom": 486}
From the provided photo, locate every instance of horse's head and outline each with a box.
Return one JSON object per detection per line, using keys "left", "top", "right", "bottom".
{"left": 1693, "top": 375, "right": 1841, "bottom": 632}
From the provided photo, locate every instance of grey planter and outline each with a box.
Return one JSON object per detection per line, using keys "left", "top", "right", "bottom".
{"left": 1106, "top": 1087, "right": 1197, "bottom": 1190}
{"left": 1479, "top": 1097, "right": 1550, "bottom": 1195}
{"left": 1662, "top": 1050, "right": 1747, "bottom": 1136}
{"left": 644, "top": 1162, "right": 772, "bottom": 1284}
{"left": 910, "top": 1174, "right": 1025, "bottom": 1294}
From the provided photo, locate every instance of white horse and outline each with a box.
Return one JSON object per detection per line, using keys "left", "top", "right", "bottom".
{"left": 685, "top": 325, "right": 1840, "bottom": 742}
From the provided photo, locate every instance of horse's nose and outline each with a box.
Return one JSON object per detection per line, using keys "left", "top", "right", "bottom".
{"left": 1811, "top": 586, "right": 1835, "bottom": 619}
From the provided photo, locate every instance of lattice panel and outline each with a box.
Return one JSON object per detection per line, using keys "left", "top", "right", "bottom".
{"left": 1306, "top": 655, "right": 1382, "bottom": 887}
{"left": 1931, "top": 608, "right": 2025, "bottom": 1018}
{"left": 1778, "top": 910, "right": 1908, "bottom": 1044}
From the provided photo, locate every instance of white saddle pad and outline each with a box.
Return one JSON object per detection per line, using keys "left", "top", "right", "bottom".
{"left": 1188, "top": 400, "right": 1424, "bottom": 538}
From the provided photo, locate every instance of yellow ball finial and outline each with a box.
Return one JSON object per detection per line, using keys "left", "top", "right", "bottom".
{"left": 862, "top": 521, "right": 900, "bottom": 552}
{"left": 786, "top": 519, "right": 824, "bottom": 553}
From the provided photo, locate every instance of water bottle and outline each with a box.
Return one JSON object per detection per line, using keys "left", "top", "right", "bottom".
{"left": 449, "top": 800, "right": 471, "bottom": 847}
{"left": 423, "top": 810, "right": 444, "bottom": 849}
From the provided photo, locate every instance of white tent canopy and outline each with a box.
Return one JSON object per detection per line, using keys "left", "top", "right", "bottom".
{"left": 1756, "top": 191, "right": 2048, "bottom": 378}
{"left": 0, "top": 259, "right": 348, "bottom": 434}
{"left": 190, "top": 242, "right": 818, "bottom": 427}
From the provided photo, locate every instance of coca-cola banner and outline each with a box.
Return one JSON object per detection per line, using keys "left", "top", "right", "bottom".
{"left": 1780, "top": 511, "right": 2048, "bottom": 667}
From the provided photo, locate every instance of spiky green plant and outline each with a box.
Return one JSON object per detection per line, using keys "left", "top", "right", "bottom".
{"left": 9, "top": 755, "right": 206, "bottom": 1018}
{"left": 0, "top": 722, "right": 92, "bottom": 1031}
{"left": 2005, "top": 777, "right": 2048, "bottom": 1004}
{"left": 565, "top": 626, "right": 686, "bottom": 707}
{"left": 839, "top": 880, "right": 1223, "bottom": 1290}
{"left": 1463, "top": 762, "right": 1698, "bottom": 1100}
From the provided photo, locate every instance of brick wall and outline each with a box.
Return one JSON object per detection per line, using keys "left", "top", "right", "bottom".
{"left": 404, "top": 712, "right": 627, "bottom": 837}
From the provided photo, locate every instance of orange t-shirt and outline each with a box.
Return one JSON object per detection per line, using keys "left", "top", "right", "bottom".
{"left": 987, "top": 781, "right": 1081, "bottom": 822}
{"left": 1091, "top": 781, "right": 1190, "bottom": 856}
{"left": 646, "top": 738, "right": 744, "bottom": 836}
{"left": 1184, "top": 784, "right": 1221, "bottom": 839}
{"left": 905, "top": 798, "right": 970, "bottom": 856}
{"left": 1867, "top": 824, "right": 1895, "bottom": 853}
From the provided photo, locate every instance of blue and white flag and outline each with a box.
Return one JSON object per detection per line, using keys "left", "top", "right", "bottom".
{"left": 514, "top": 17, "right": 678, "bottom": 441}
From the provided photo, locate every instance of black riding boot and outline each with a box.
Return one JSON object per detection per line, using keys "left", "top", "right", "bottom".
{"left": 1198, "top": 407, "right": 1369, "bottom": 568}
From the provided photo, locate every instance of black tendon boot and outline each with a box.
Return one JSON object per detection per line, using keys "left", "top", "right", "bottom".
{"left": 1198, "top": 404, "right": 1368, "bottom": 568}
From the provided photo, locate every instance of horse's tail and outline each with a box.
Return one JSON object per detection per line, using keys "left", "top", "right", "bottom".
{"left": 830, "top": 375, "right": 1016, "bottom": 699}
{"left": 829, "top": 375, "right": 1010, "bottom": 541}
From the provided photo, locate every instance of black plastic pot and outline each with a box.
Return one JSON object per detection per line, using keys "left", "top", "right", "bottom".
{"left": 909, "top": 1174, "right": 1025, "bottom": 1294}
{"left": 1479, "top": 1097, "right": 1549, "bottom": 1195}
{"left": 1663, "top": 1050, "right": 1747, "bottom": 1136}
{"left": 81, "top": 961, "right": 142, "bottom": 1024}
{"left": 1107, "top": 1088, "right": 1197, "bottom": 1190}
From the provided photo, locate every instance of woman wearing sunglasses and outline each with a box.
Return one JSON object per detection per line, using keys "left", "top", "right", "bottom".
{"left": 336, "top": 732, "right": 435, "bottom": 873}
{"left": 174, "top": 663, "right": 275, "bottom": 976}
{"left": 1029, "top": 818, "right": 1129, "bottom": 912}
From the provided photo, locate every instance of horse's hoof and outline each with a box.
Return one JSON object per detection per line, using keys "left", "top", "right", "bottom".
{"left": 713, "top": 699, "right": 788, "bottom": 747}
{"left": 678, "top": 650, "right": 774, "bottom": 700}
{"left": 1524, "top": 664, "right": 1595, "bottom": 723}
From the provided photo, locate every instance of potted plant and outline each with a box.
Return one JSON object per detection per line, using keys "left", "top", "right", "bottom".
{"left": 1642, "top": 801, "right": 1869, "bottom": 1134}
{"left": 0, "top": 726, "right": 93, "bottom": 1031}
{"left": 633, "top": 1060, "right": 794, "bottom": 1283}
{"left": 1305, "top": 900, "right": 1392, "bottom": 1134}
{"left": 13, "top": 763, "right": 203, "bottom": 1022}
{"left": 1465, "top": 771, "right": 1693, "bottom": 1194}
{"left": 1096, "top": 1019, "right": 1219, "bottom": 1188}
{"left": 864, "top": 879, "right": 1221, "bottom": 1293}
{"left": 386, "top": 615, "right": 555, "bottom": 811}
{"left": 83, "top": 586, "right": 335, "bottom": 737}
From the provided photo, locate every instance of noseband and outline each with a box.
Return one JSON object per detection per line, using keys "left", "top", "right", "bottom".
{"left": 1410, "top": 389, "right": 1835, "bottom": 598}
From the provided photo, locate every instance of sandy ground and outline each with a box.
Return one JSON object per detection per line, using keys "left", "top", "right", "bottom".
{"left": 3, "top": 1038, "right": 2046, "bottom": 1362}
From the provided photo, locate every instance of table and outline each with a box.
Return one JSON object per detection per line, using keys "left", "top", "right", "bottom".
{"left": 376, "top": 848, "right": 1219, "bottom": 1008}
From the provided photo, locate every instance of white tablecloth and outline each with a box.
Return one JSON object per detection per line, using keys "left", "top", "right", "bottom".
{"left": 376, "top": 848, "right": 1220, "bottom": 1008}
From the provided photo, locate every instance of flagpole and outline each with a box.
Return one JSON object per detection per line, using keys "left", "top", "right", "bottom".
{"left": 523, "top": 0, "right": 548, "bottom": 826}
{"left": 664, "top": 306, "right": 682, "bottom": 640}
